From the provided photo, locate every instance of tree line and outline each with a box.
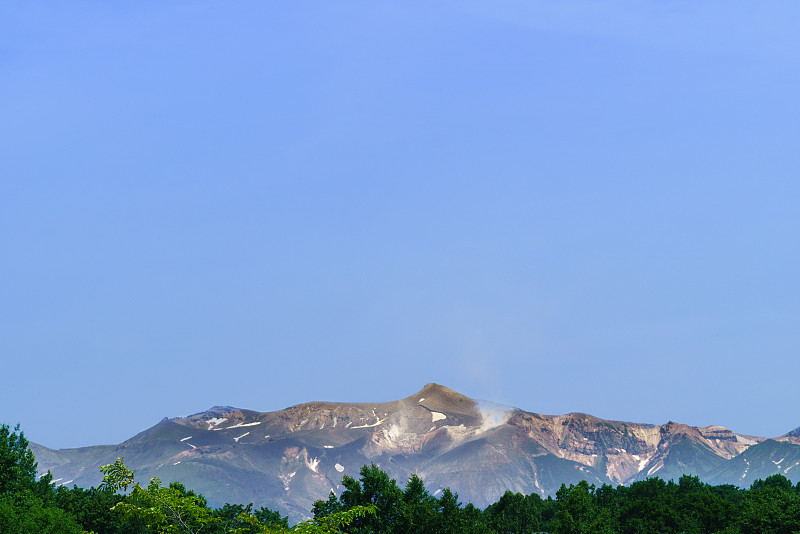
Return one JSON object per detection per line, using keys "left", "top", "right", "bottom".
{"left": 3, "top": 423, "right": 800, "bottom": 533}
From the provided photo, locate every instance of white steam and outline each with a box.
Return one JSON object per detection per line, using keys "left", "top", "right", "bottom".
{"left": 476, "top": 400, "right": 513, "bottom": 433}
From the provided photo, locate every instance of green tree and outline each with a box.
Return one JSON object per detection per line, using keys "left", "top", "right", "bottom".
{"left": 337, "top": 463, "right": 407, "bottom": 533}
{"left": 735, "top": 483, "right": 800, "bottom": 534}
{"left": 484, "top": 490, "right": 544, "bottom": 534}
{"left": 54, "top": 484, "right": 149, "bottom": 534}
{"left": 0, "top": 423, "right": 84, "bottom": 534}
{"left": 555, "top": 480, "right": 615, "bottom": 534}
{"left": 101, "top": 456, "right": 219, "bottom": 534}
{"left": 401, "top": 474, "right": 437, "bottom": 534}
{"left": 0, "top": 423, "right": 39, "bottom": 494}
{"left": 0, "top": 491, "right": 83, "bottom": 534}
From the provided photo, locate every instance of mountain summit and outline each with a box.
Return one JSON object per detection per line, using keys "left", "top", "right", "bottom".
{"left": 31, "top": 384, "right": 800, "bottom": 522}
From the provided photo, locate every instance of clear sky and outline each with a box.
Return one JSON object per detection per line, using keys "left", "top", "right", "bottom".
{"left": 2, "top": 2, "right": 799, "bottom": 450}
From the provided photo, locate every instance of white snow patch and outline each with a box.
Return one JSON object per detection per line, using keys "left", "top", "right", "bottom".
{"left": 180, "top": 436, "right": 192, "bottom": 442}
{"left": 320, "top": 424, "right": 324, "bottom": 429}
{"left": 306, "top": 456, "right": 320, "bottom": 473}
{"left": 431, "top": 412, "right": 446, "bottom": 422}
{"left": 350, "top": 418, "right": 385, "bottom": 429}
{"left": 174, "top": 462, "right": 181, "bottom": 465}
{"left": 716, "top": 439, "right": 720, "bottom": 443}
{"left": 433, "top": 489, "right": 442, "bottom": 496}
{"left": 324, "top": 445, "right": 334, "bottom": 449}
{"left": 333, "top": 417, "right": 338, "bottom": 428}
{"left": 299, "top": 419, "right": 308, "bottom": 427}
{"left": 206, "top": 417, "right": 228, "bottom": 430}
{"left": 62, "top": 480, "right": 73, "bottom": 486}
{"left": 187, "top": 443, "right": 196, "bottom": 449}
{"left": 638, "top": 458, "right": 648, "bottom": 472}
{"left": 429, "top": 426, "right": 436, "bottom": 432}
{"left": 772, "top": 458, "right": 785, "bottom": 465}
{"left": 279, "top": 471, "right": 296, "bottom": 490}
{"left": 234, "top": 432, "right": 250, "bottom": 443}
{"left": 419, "top": 398, "right": 425, "bottom": 403}
{"left": 335, "top": 463, "right": 344, "bottom": 472}
{"left": 346, "top": 421, "right": 353, "bottom": 428}
{"left": 632, "top": 455, "right": 640, "bottom": 460}
{"left": 226, "top": 421, "right": 261, "bottom": 430}
{"left": 647, "top": 464, "right": 662, "bottom": 476}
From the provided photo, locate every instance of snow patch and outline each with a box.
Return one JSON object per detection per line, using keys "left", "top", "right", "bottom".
{"left": 187, "top": 443, "right": 196, "bottom": 449}
{"left": 226, "top": 421, "right": 261, "bottom": 430}
{"left": 647, "top": 464, "right": 662, "bottom": 476}
{"left": 333, "top": 417, "right": 338, "bottom": 428}
{"left": 429, "top": 426, "right": 436, "bottom": 432}
{"left": 279, "top": 471, "right": 296, "bottom": 490}
{"left": 180, "top": 436, "right": 192, "bottom": 442}
{"left": 419, "top": 398, "right": 425, "bottom": 403}
{"left": 350, "top": 417, "right": 385, "bottom": 429}
{"left": 306, "top": 456, "right": 320, "bottom": 473}
{"left": 234, "top": 432, "right": 250, "bottom": 443}
{"left": 206, "top": 417, "right": 228, "bottom": 430}
{"left": 174, "top": 462, "right": 181, "bottom": 465}
{"left": 431, "top": 412, "right": 446, "bottom": 422}
{"left": 335, "top": 463, "right": 344, "bottom": 472}
{"left": 324, "top": 445, "right": 334, "bottom": 449}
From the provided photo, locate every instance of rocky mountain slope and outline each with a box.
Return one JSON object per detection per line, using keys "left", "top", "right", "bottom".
{"left": 30, "top": 383, "right": 800, "bottom": 522}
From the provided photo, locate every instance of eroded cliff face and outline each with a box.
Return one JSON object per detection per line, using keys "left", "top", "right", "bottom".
{"left": 508, "top": 412, "right": 762, "bottom": 484}
{"left": 31, "top": 383, "right": 792, "bottom": 523}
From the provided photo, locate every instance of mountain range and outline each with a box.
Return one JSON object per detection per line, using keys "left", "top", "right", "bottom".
{"left": 30, "top": 383, "right": 800, "bottom": 522}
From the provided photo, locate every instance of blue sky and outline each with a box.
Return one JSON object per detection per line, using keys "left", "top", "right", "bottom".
{"left": 2, "top": 2, "right": 799, "bottom": 449}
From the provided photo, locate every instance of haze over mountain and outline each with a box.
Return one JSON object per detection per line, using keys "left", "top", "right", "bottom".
{"left": 31, "top": 384, "right": 800, "bottom": 522}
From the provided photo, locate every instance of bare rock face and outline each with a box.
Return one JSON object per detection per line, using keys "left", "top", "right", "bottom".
{"left": 30, "top": 383, "right": 799, "bottom": 523}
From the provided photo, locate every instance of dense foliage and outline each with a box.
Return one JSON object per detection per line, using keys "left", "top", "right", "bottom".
{"left": 3, "top": 423, "right": 800, "bottom": 533}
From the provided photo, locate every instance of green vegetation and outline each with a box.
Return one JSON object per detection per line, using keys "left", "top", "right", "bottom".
{"left": 3, "top": 423, "right": 800, "bottom": 533}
